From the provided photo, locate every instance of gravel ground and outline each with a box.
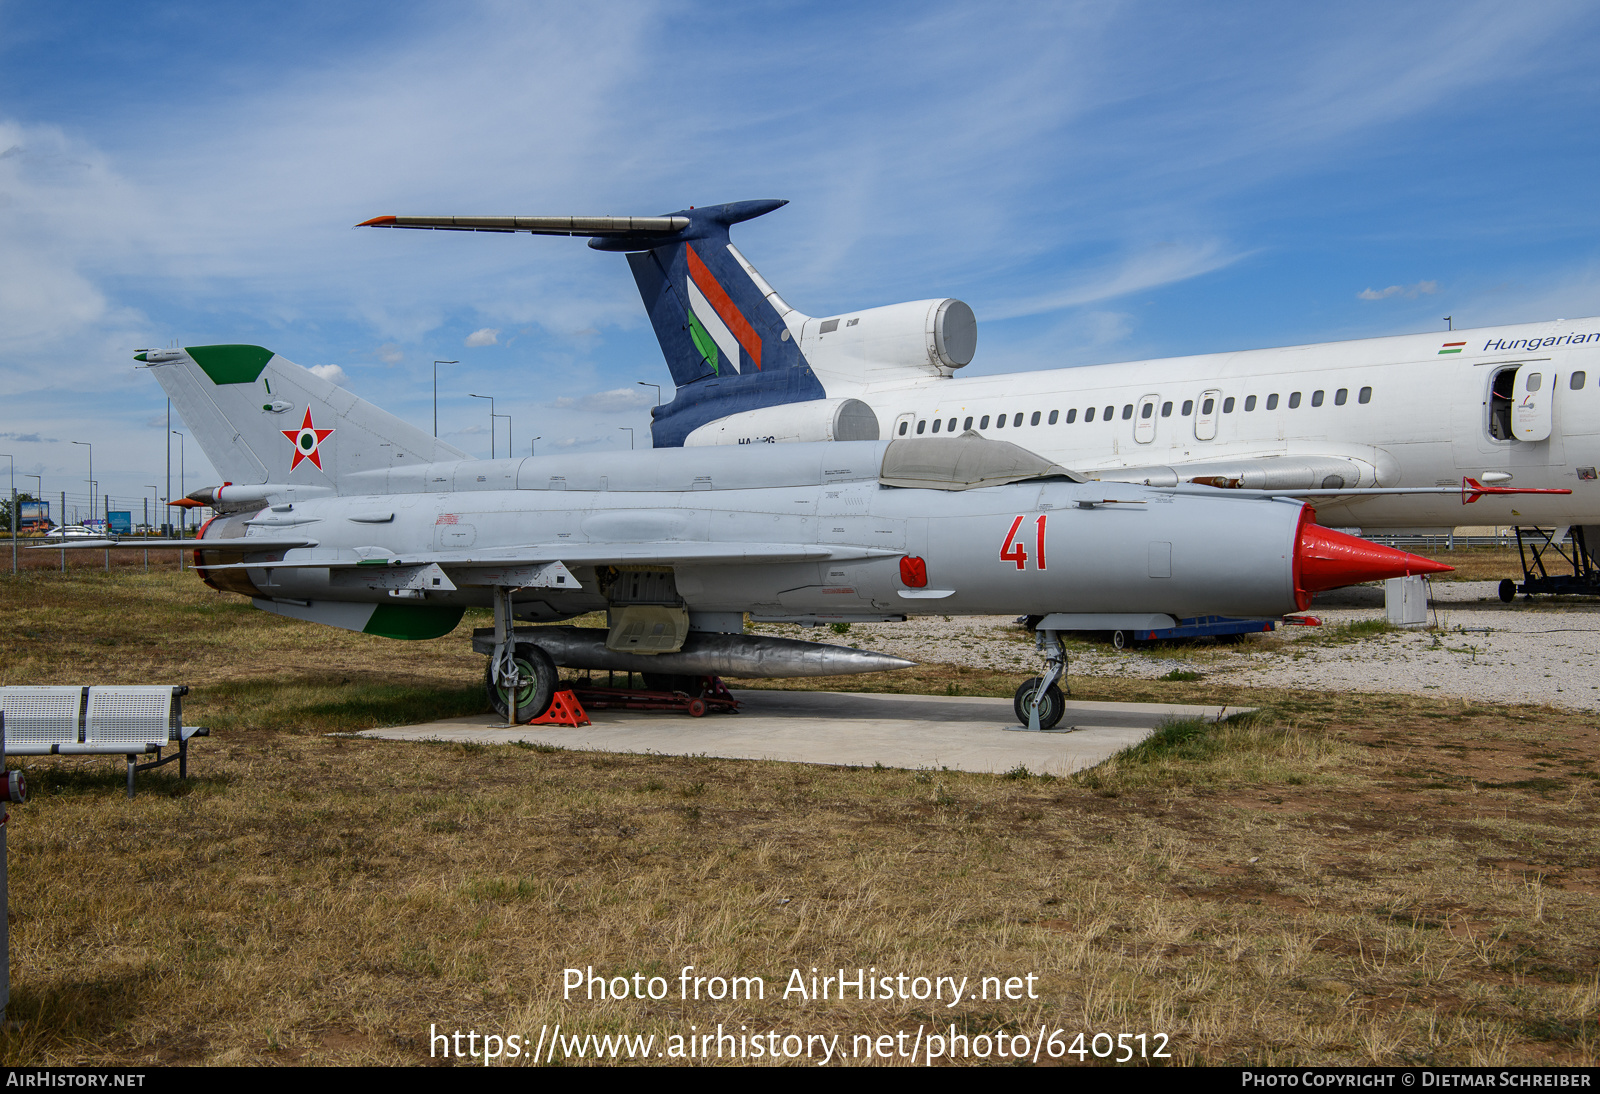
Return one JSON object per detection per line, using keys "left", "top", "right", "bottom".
{"left": 758, "top": 581, "right": 1600, "bottom": 710}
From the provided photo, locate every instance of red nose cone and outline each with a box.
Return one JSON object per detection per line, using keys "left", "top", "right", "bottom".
{"left": 1294, "top": 519, "right": 1453, "bottom": 608}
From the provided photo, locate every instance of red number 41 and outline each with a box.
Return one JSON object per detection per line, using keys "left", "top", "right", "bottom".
{"left": 1000, "top": 514, "right": 1047, "bottom": 570}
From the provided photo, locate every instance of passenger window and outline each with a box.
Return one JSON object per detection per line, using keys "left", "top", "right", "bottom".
{"left": 1048, "top": 410, "right": 1059, "bottom": 424}
{"left": 1359, "top": 387, "right": 1371, "bottom": 404}
{"left": 1245, "top": 395, "right": 1256, "bottom": 411}
{"left": 1031, "top": 411, "right": 1041, "bottom": 426}
{"left": 1335, "top": 388, "right": 1347, "bottom": 405}
{"left": 1085, "top": 407, "right": 1096, "bottom": 422}
{"left": 1182, "top": 399, "right": 1194, "bottom": 416}
{"left": 1528, "top": 373, "right": 1543, "bottom": 392}
{"left": 1161, "top": 401, "right": 1172, "bottom": 417}
{"left": 1311, "top": 390, "right": 1324, "bottom": 407}
{"left": 1015, "top": 413, "right": 1024, "bottom": 427}
{"left": 995, "top": 413, "right": 1005, "bottom": 428}
{"left": 1066, "top": 409, "right": 1077, "bottom": 423}
{"left": 1223, "top": 397, "right": 1235, "bottom": 413}
{"left": 1102, "top": 406, "right": 1112, "bottom": 422}
{"left": 1118, "top": 404, "right": 1130, "bottom": 420}
{"left": 948, "top": 418, "right": 956, "bottom": 432}
{"left": 916, "top": 420, "right": 926, "bottom": 434}
{"left": 898, "top": 421, "right": 908, "bottom": 435}
{"left": 1573, "top": 372, "right": 1587, "bottom": 390}
{"left": 931, "top": 418, "right": 941, "bottom": 433}
{"left": 980, "top": 415, "right": 990, "bottom": 429}
{"left": 1201, "top": 397, "right": 1214, "bottom": 415}
{"left": 1140, "top": 403, "right": 1153, "bottom": 419}
{"left": 1267, "top": 394, "right": 1279, "bottom": 409}
{"left": 964, "top": 416, "right": 973, "bottom": 430}
{"left": 1288, "top": 392, "right": 1302, "bottom": 408}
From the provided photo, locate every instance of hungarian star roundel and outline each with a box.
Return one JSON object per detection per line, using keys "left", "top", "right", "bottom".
{"left": 283, "top": 408, "right": 334, "bottom": 470}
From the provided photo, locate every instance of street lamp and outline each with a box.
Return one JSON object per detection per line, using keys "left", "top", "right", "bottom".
{"left": 637, "top": 381, "right": 661, "bottom": 406}
{"left": 619, "top": 427, "right": 634, "bottom": 450}
{"left": 468, "top": 394, "right": 495, "bottom": 458}
{"left": 531, "top": 436, "right": 541, "bottom": 457}
{"left": 433, "top": 359, "right": 458, "bottom": 437}
{"left": 172, "top": 432, "right": 185, "bottom": 538}
{"left": 143, "top": 486, "right": 159, "bottom": 570}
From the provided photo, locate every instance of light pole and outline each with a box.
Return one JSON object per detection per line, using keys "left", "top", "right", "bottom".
{"left": 165, "top": 397, "right": 172, "bottom": 537}
{"left": 468, "top": 394, "right": 495, "bottom": 458}
{"left": 433, "top": 360, "right": 458, "bottom": 437}
{"left": 531, "top": 436, "right": 541, "bottom": 457}
{"left": 172, "top": 432, "right": 185, "bottom": 538}
{"left": 71, "top": 441, "right": 91, "bottom": 531}
{"left": 143, "top": 486, "right": 159, "bottom": 571}
{"left": 619, "top": 427, "right": 634, "bottom": 450}
{"left": 637, "top": 381, "right": 661, "bottom": 406}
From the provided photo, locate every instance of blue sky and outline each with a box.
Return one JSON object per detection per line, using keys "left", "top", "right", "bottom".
{"left": 1, "top": 0, "right": 1597, "bottom": 516}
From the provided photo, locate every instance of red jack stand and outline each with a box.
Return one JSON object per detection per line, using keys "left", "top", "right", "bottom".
{"left": 529, "top": 690, "right": 590, "bottom": 727}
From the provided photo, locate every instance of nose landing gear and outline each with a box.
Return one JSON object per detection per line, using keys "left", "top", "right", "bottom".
{"left": 1013, "top": 627, "right": 1068, "bottom": 731}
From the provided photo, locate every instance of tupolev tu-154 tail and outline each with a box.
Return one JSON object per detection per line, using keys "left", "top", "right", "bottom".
{"left": 360, "top": 201, "right": 974, "bottom": 448}
{"left": 136, "top": 344, "right": 469, "bottom": 489}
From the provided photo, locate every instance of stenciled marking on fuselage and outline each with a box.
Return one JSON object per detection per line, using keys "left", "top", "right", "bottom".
{"left": 999, "top": 514, "right": 1047, "bottom": 571}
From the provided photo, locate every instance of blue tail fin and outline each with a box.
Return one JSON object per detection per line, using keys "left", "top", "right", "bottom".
{"left": 360, "top": 199, "right": 829, "bottom": 445}
{"left": 591, "top": 201, "right": 825, "bottom": 444}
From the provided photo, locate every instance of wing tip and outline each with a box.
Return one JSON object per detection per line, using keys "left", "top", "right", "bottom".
{"left": 356, "top": 215, "right": 397, "bottom": 228}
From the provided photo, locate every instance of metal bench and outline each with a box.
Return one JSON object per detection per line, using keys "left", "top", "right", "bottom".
{"left": 0, "top": 686, "right": 209, "bottom": 798}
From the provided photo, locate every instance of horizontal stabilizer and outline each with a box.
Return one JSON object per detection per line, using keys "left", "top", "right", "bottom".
{"left": 357, "top": 214, "right": 690, "bottom": 236}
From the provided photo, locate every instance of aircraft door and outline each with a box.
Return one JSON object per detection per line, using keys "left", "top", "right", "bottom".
{"left": 1511, "top": 369, "right": 1555, "bottom": 442}
{"left": 1194, "top": 389, "right": 1221, "bottom": 441}
{"left": 893, "top": 412, "right": 917, "bottom": 439}
{"left": 1134, "top": 394, "right": 1160, "bottom": 444}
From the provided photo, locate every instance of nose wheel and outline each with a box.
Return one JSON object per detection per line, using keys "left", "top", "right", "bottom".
{"left": 1013, "top": 626, "right": 1069, "bottom": 730}
{"left": 1014, "top": 676, "right": 1065, "bottom": 731}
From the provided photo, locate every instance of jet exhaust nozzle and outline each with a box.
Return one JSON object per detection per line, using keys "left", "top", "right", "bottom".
{"left": 472, "top": 626, "right": 915, "bottom": 678}
{"left": 1294, "top": 518, "right": 1453, "bottom": 607}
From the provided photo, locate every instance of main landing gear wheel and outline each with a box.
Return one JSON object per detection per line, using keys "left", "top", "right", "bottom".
{"left": 1014, "top": 677, "right": 1065, "bottom": 731}
{"left": 1499, "top": 579, "right": 1517, "bottom": 604}
{"left": 1111, "top": 630, "right": 1130, "bottom": 650}
{"left": 486, "top": 643, "right": 557, "bottom": 723}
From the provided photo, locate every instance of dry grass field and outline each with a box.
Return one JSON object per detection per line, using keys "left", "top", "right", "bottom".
{"left": 0, "top": 568, "right": 1595, "bottom": 1066}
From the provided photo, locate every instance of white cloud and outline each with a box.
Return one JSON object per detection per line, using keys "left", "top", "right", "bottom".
{"left": 1358, "top": 281, "right": 1438, "bottom": 301}
{"left": 308, "top": 364, "right": 348, "bottom": 385}
{"left": 986, "top": 240, "right": 1247, "bottom": 321}
{"left": 465, "top": 327, "right": 500, "bottom": 347}
{"left": 375, "top": 343, "right": 404, "bottom": 364}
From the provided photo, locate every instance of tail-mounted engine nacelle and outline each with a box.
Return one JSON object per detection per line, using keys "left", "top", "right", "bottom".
{"left": 683, "top": 398, "right": 880, "bottom": 446}
{"left": 800, "top": 298, "right": 977, "bottom": 379}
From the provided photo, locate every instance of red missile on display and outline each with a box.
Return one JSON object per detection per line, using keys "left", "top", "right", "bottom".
{"left": 1293, "top": 508, "right": 1453, "bottom": 608}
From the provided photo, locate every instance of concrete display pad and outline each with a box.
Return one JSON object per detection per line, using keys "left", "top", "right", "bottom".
{"left": 355, "top": 690, "right": 1249, "bottom": 775}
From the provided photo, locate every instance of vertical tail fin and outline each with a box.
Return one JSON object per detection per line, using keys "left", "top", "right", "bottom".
{"left": 136, "top": 345, "right": 469, "bottom": 488}
{"left": 591, "top": 201, "right": 826, "bottom": 444}
{"left": 360, "top": 200, "right": 827, "bottom": 446}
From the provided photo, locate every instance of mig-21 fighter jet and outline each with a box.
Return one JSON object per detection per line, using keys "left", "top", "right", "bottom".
{"left": 62, "top": 344, "right": 1459, "bottom": 729}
